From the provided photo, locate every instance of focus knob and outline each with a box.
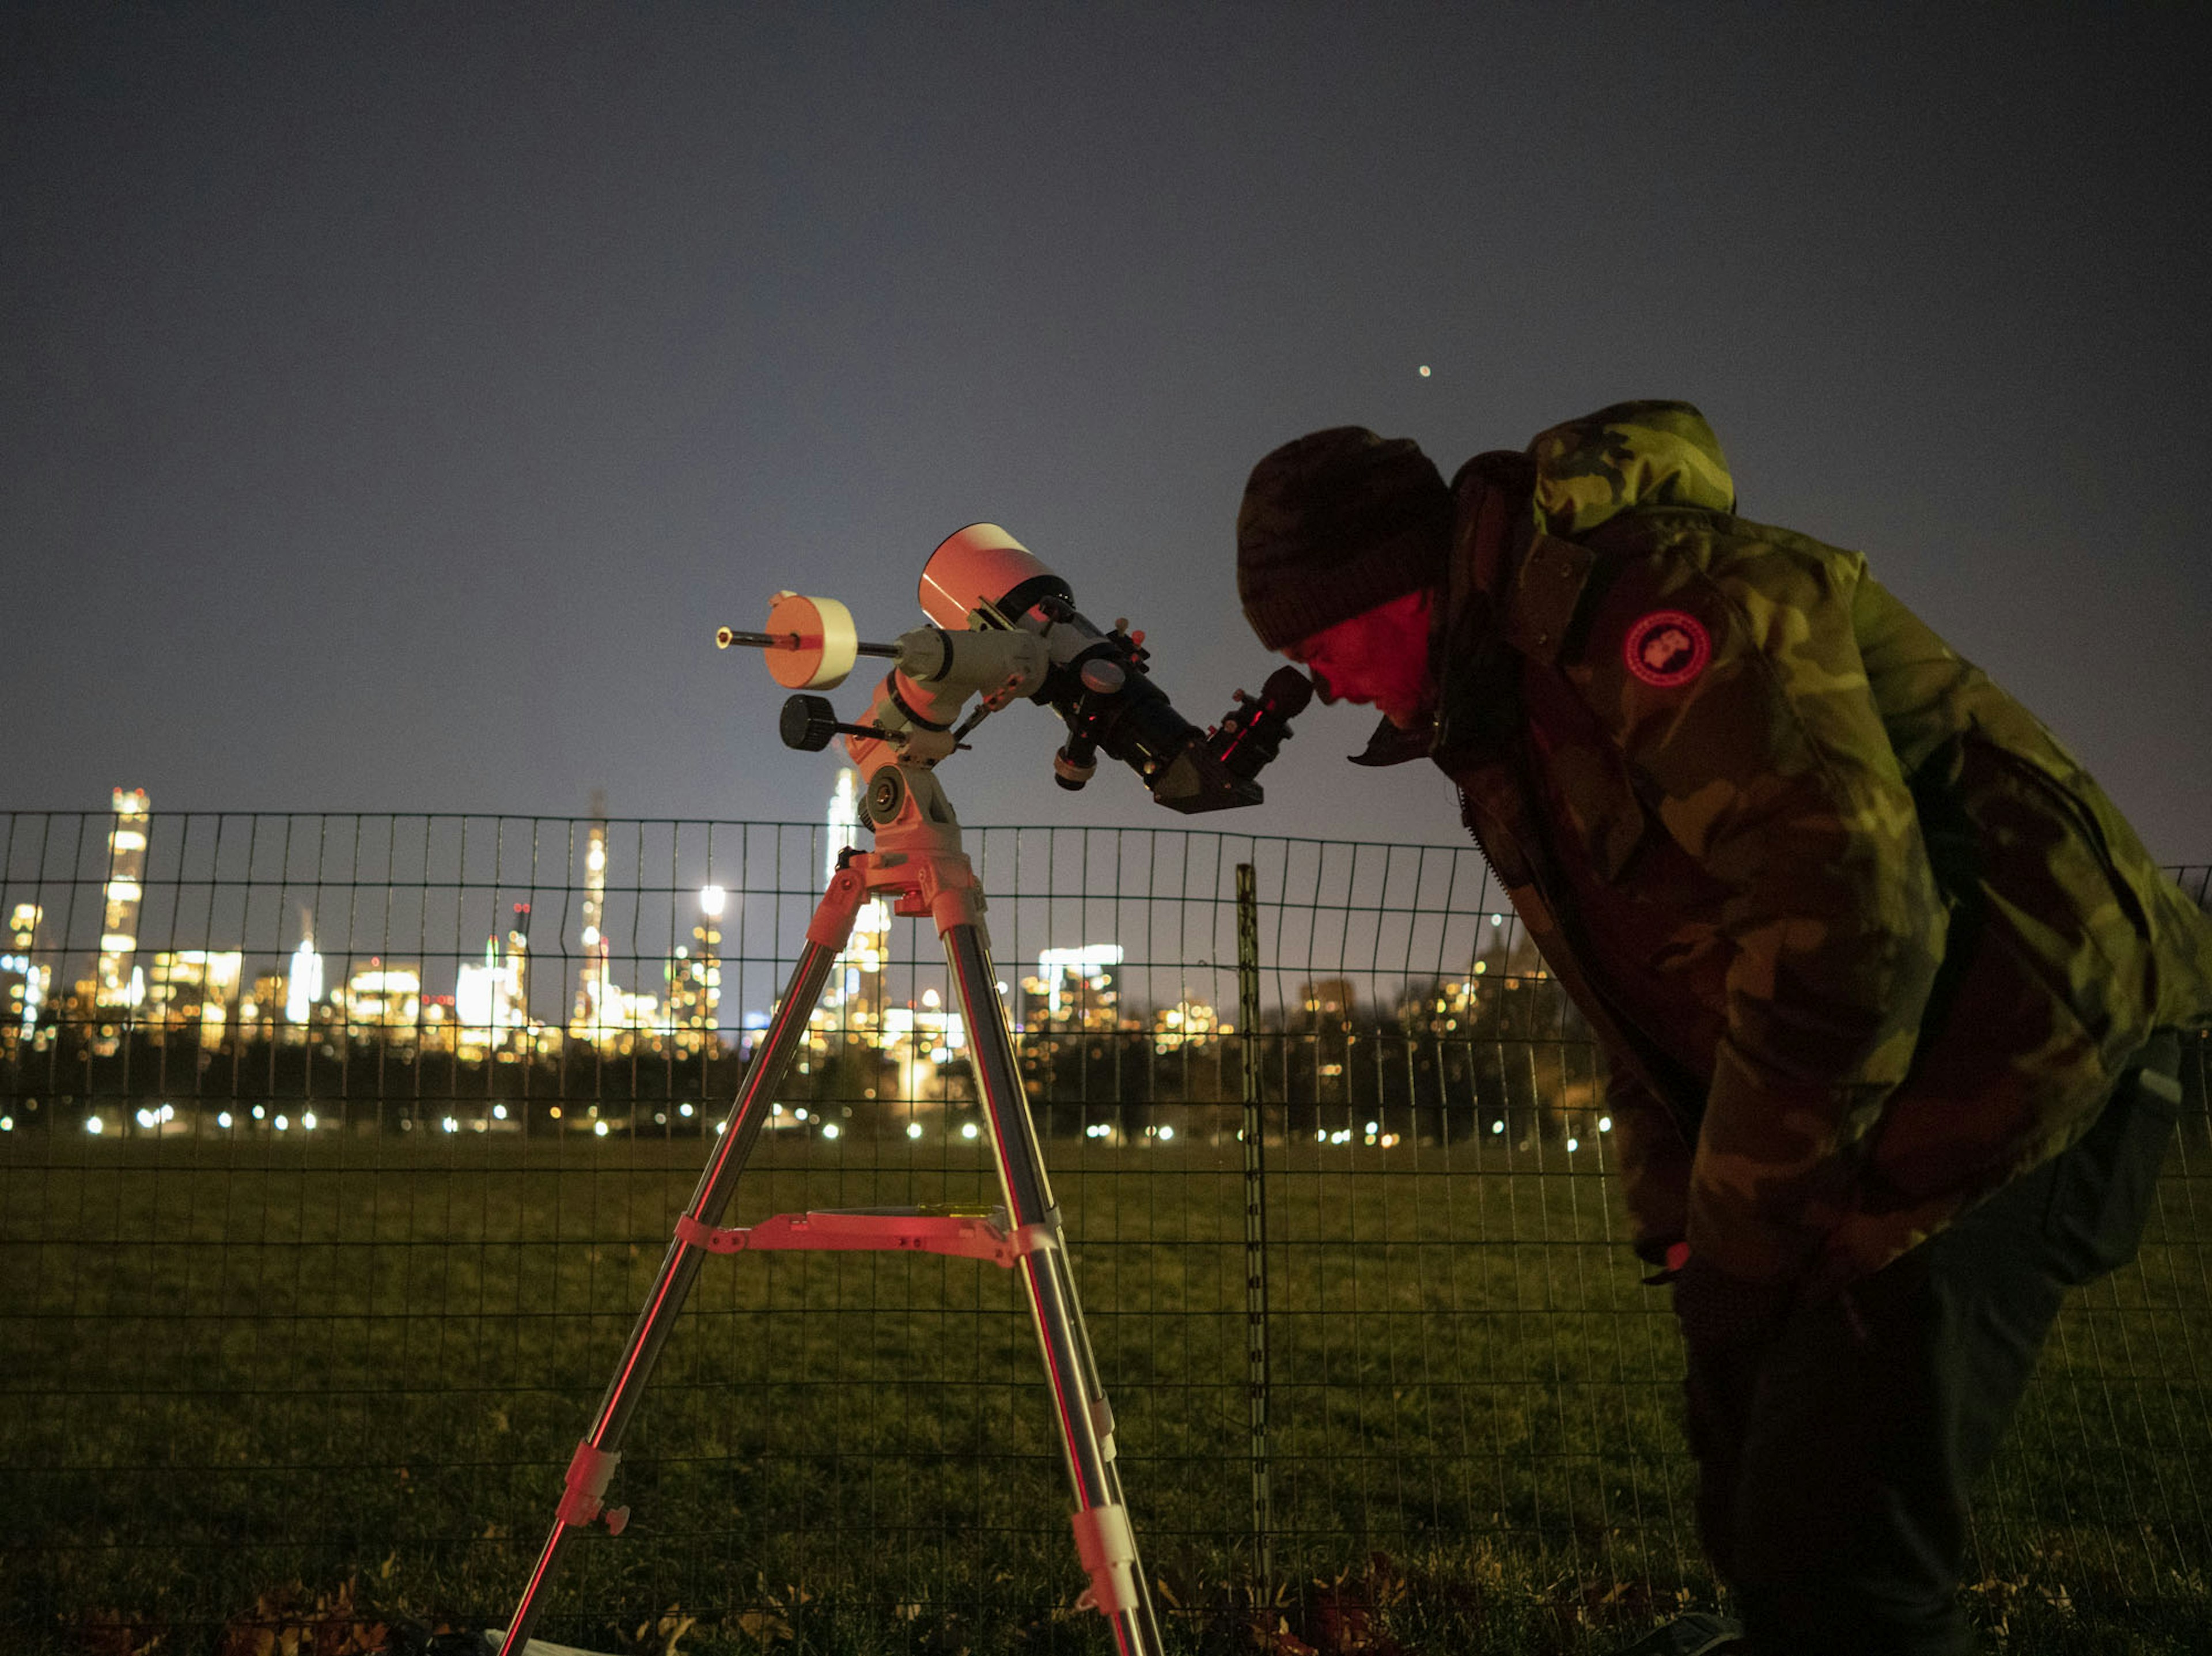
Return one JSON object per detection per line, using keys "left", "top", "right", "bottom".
{"left": 1054, "top": 741, "right": 1099, "bottom": 789}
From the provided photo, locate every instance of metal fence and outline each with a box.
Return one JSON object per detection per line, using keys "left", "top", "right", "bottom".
{"left": 3, "top": 809, "right": 2207, "bottom": 1654}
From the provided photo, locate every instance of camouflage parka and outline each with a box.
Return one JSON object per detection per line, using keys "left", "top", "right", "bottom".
{"left": 1417, "top": 401, "right": 2212, "bottom": 1291}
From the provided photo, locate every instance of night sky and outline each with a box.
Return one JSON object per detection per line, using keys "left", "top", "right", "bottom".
{"left": 7, "top": 5, "right": 2208, "bottom": 859}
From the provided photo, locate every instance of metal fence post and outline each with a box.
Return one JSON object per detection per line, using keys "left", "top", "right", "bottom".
{"left": 1235, "top": 861, "right": 1274, "bottom": 1583}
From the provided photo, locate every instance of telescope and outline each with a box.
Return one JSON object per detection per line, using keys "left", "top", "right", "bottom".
{"left": 716, "top": 524, "right": 1311, "bottom": 814}
{"left": 504, "top": 527, "right": 1296, "bottom": 1656}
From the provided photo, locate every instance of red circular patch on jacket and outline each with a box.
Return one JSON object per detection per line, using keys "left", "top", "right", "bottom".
{"left": 1623, "top": 610, "right": 1710, "bottom": 687}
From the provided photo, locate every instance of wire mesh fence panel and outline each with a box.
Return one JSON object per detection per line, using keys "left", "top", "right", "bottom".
{"left": 2, "top": 813, "right": 2207, "bottom": 1653}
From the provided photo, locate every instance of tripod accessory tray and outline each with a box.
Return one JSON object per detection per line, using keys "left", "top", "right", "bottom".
{"left": 671, "top": 1204, "right": 1058, "bottom": 1269}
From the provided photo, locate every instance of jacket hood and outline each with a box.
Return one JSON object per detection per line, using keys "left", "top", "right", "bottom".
{"left": 1526, "top": 400, "right": 1736, "bottom": 538}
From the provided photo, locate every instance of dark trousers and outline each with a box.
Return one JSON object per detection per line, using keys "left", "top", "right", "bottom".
{"left": 1685, "top": 1032, "right": 2184, "bottom": 1655}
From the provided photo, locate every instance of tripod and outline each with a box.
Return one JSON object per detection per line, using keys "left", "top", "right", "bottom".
{"left": 497, "top": 763, "right": 1164, "bottom": 1656}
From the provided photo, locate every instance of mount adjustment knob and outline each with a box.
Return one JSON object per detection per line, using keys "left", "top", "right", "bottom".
{"left": 781, "top": 694, "right": 842, "bottom": 752}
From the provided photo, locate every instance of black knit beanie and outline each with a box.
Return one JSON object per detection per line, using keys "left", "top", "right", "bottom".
{"left": 1236, "top": 427, "right": 1452, "bottom": 651}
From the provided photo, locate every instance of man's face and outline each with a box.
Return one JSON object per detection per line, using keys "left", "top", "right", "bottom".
{"left": 1284, "top": 587, "right": 1437, "bottom": 728}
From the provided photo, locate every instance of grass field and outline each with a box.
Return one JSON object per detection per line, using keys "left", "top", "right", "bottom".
{"left": 7, "top": 1120, "right": 2212, "bottom": 1655}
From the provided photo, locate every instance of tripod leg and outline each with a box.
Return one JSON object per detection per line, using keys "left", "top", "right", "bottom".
{"left": 942, "top": 922, "right": 1166, "bottom": 1656}
{"left": 497, "top": 865, "right": 866, "bottom": 1656}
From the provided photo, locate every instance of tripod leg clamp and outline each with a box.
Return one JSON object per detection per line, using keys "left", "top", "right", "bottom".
{"left": 1070, "top": 1502, "right": 1140, "bottom": 1619}
{"left": 805, "top": 864, "right": 870, "bottom": 950}
{"left": 673, "top": 1211, "right": 744, "bottom": 1253}
{"left": 930, "top": 882, "right": 987, "bottom": 934}
{"left": 1010, "top": 1217, "right": 1062, "bottom": 1260}
{"left": 556, "top": 1441, "right": 628, "bottom": 1534}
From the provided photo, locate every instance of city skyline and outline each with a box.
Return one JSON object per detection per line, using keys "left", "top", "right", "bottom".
{"left": 3, "top": 782, "right": 1600, "bottom": 1155}
{"left": 0, "top": 779, "right": 1247, "bottom": 1068}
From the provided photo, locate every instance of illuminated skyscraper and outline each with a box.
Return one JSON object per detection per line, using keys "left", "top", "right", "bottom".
{"left": 345, "top": 959, "right": 422, "bottom": 1046}
{"left": 3, "top": 903, "right": 49, "bottom": 1049}
{"left": 95, "top": 788, "right": 150, "bottom": 1014}
{"left": 456, "top": 940, "right": 516, "bottom": 1059}
{"left": 247, "top": 971, "right": 288, "bottom": 1035}
{"left": 572, "top": 795, "right": 614, "bottom": 1038}
{"left": 507, "top": 903, "right": 532, "bottom": 1026}
{"left": 286, "top": 930, "right": 325, "bottom": 1027}
{"left": 819, "top": 768, "right": 889, "bottom": 1030}
{"left": 827, "top": 767, "right": 861, "bottom": 885}
{"left": 1150, "top": 997, "right": 1221, "bottom": 1054}
{"left": 1022, "top": 944, "right": 1124, "bottom": 1031}
{"left": 665, "top": 887, "right": 723, "bottom": 1055}
{"left": 144, "top": 951, "right": 244, "bottom": 1039}
{"left": 456, "top": 905, "right": 535, "bottom": 1058}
